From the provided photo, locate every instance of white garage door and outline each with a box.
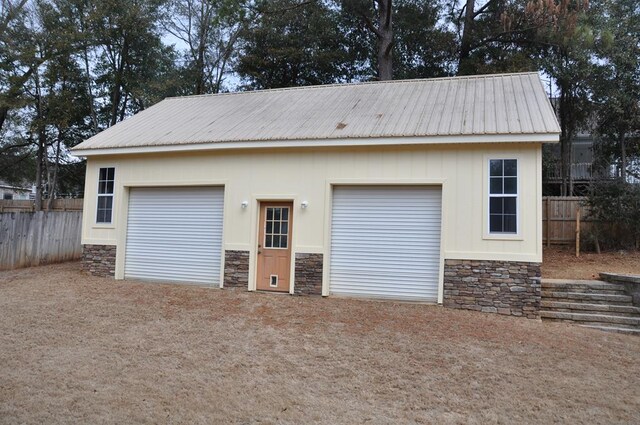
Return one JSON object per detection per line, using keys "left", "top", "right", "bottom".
{"left": 330, "top": 186, "right": 442, "bottom": 301}
{"left": 125, "top": 187, "right": 224, "bottom": 285}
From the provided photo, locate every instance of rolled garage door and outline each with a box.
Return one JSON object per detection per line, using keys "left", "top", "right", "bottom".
{"left": 125, "top": 187, "right": 224, "bottom": 285}
{"left": 330, "top": 186, "right": 442, "bottom": 301}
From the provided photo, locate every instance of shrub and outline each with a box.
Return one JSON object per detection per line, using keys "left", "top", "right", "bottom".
{"left": 585, "top": 179, "right": 640, "bottom": 250}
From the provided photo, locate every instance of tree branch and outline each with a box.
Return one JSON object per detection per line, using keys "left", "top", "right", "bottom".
{"left": 360, "top": 13, "right": 383, "bottom": 39}
{"left": 473, "top": 0, "right": 498, "bottom": 18}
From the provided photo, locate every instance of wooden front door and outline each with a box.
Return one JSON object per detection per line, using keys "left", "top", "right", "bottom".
{"left": 256, "top": 202, "right": 293, "bottom": 292}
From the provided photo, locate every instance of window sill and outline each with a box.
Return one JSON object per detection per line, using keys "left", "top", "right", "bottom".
{"left": 483, "top": 233, "right": 523, "bottom": 241}
{"left": 92, "top": 223, "right": 115, "bottom": 229}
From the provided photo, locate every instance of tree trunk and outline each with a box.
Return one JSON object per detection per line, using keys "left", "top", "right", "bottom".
{"left": 109, "top": 78, "right": 122, "bottom": 126}
{"left": 83, "top": 46, "right": 99, "bottom": 133}
{"left": 620, "top": 135, "right": 627, "bottom": 182}
{"left": 458, "top": 0, "right": 475, "bottom": 75}
{"left": 119, "top": 91, "right": 129, "bottom": 122}
{"left": 559, "top": 90, "right": 569, "bottom": 196}
{"left": 35, "top": 129, "right": 45, "bottom": 211}
{"left": 33, "top": 69, "right": 45, "bottom": 212}
{"left": 195, "top": 1, "right": 208, "bottom": 95}
{"left": 376, "top": 0, "right": 393, "bottom": 80}
{"left": 47, "top": 136, "right": 62, "bottom": 211}
{"left": 0, "top": 107, "right": 7, "bottom": 132}
{"left": 557, "top": 76, "right": 575, "bottom": 197}
{"left": 356, "top": 0, "right": 394, "bottom": 80}
{"left": 110, "top": 40, "right": 129, "bottom": 126}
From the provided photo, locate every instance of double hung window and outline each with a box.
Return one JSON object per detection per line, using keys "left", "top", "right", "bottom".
{"left": 97, "top": 167, "right": 115, "bottom": 224}
{"left": 489, "top": 159, "right": 517, "bottom": 234}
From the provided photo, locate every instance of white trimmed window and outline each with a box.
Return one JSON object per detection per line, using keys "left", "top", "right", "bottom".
{"left": 489, "top": 159, "right": 517, "bottom": 234}
{"left": 96, "top": 167, "right": 115, "bottom": 223}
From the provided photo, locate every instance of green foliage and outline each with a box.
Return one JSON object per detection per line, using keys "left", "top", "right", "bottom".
{"left": 585, "top": 179, "right": 640, "bottom": 250}
{"left": 89, "top": 0, "right": 180, "bottom": 123}
{"left": 590, "top": 0, "right": 640, "bottom": 181}
{"left": 237, "top": 0, "right": 354, "bottom": 89}
{"left": 385, "top": 0, "right": 457, "bottom": 78}
{"left": 0, "top": 0, "right": 638, "bottom": 200}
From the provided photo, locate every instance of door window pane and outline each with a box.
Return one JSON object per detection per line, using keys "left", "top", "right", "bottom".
{"left": 264, "top": 207, "right": 289, "bottom": 248}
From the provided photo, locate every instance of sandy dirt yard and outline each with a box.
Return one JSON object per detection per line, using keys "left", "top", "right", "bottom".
{"left": 543, "top": 246, "right": 640, "bottom": 279}
{"left": 1, "top": 263, "right": 639, "bottom": 424}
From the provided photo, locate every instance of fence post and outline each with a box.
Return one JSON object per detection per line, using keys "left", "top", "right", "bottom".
{"left": 546, "top": 198, "right": 551, "bottom": 247}
{"left": 575, "top": 206, "right": 581, "bottom": 258}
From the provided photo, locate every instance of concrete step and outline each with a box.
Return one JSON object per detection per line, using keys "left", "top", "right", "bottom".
{"left": 540, "top": 311, "right": 640, "bottom": 326}
{"left": 540, "top": 300, "right": 640, "bottom": 316}
{"left": 541, "top": 279, "right": 626, "bottom": 293}
{"left": 541, "top": 291, "right": 633, "bottom": 304}
{"left": 578, "top": 324, "right": 640, "bottom": 336}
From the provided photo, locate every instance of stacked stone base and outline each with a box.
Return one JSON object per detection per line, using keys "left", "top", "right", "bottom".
{"left": 223, "top": 250, "right": 250, "bottom": 288}
{"left": 82, "top": 244, "right": 116, "bottom": 277}
{"left": 443, "top": 259, "right": 541, "bottom": 319}
{"left": 294, "top": 253, "right": 323, "bottom": 295}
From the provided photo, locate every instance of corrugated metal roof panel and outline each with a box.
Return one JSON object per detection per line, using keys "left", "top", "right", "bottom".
{"left": 73, "top": 72, "right": 560, "bottom": 152}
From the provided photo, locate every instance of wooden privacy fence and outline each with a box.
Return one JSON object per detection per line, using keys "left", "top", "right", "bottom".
{"left": 543, "top": 197, "right": 591, "bottom": 246}
{"left": 0, "top": 211, "right": 82, "bottom": 270}
{"left": 0, "top": 198, "right": 83, "bottom": 212}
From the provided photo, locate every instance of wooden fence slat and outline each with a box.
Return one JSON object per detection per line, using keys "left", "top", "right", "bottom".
{"left": 543, "top": 196, "right": 590, "bottom": 245}
{"left": 0, "top": 211, "right": 82, "bottom": 270}
{"left": 0, "top": 199, "right": 83, "bottom": 212}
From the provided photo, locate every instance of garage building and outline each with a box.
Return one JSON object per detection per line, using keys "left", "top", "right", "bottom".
{"left": 73, "top": 72, "right": 560, "bottom": 318}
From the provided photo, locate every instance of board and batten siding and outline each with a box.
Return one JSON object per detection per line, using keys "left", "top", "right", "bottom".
{"left": 80, "top": 143, "right": 542, "bottom": 284}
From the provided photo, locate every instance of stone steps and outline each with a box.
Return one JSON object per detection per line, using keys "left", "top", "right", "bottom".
{"left": 541, "top": 300, "right": 640, "bottom": 316}
{"left": 578, "top": 325, "right": 640, "bottom": 336}
{"left": 541, "top": 278, "right": 639, "bottom": 335}
{"left": 540, "top": 311, "right": 640, "bottom": 326}
{"left": 541, "top": 291, "right": 633, "bottom": 304}
{"left": 541, "top": 279, "right": 626, "bottom": 294}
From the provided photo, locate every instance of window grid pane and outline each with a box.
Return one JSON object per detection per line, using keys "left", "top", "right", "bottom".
{"left": 96, "top": 167, "right": 115, "bottom": 223}
{"left": 264, "top": 207, "right": 289, "bottom": 248}
{"left": 489, "top": 159, "right": 517, "bottom": 234}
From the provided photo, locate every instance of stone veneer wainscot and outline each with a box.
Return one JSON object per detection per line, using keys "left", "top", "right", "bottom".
{"left": 443, "top": 259, "right": 541, "bottom": 319}
{"left": 223, "top": 250, "right": 250, "bottom": 288}
{"left": 294, "top": 253, "right": 323, "bottom": 295}
{"left": 82, "top": 244, "right": 116, "bottom": 277}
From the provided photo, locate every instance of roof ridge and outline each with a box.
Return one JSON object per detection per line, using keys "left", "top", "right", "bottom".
{"left": 164, "top": 72, "right": 540, "bottom": 101}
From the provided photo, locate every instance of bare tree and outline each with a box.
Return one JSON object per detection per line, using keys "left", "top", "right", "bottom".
{"left": 164, "top": 0, "right": 244, "bottom": 94}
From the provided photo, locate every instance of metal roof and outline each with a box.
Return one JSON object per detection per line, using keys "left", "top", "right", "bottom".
{"left": 73, "top": 72, "right": 560, "bottom": 153}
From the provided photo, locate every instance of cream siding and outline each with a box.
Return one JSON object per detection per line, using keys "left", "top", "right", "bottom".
{"left": 81, "top": 143, "right": 543, "bottom": 287}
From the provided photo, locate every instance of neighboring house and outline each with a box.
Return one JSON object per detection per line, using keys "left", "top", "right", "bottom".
{"left": 72, "top": 72, "right": 560, "bottom": 319}
{"left": 0, "top": 181, "right": 33, "bottom": 200}
{"left": 544, "top": 99, "right": 640, "bottom": 194}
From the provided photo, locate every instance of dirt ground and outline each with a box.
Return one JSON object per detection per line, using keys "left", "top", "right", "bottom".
{"left": 1, "top": 263, "right": 639, "bottom": 424}
{"left": 542, "top": 246, "right": 640, "bottom": 279}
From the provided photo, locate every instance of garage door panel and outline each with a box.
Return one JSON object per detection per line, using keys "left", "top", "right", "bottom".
{"left": 330, "top": 186, "right": 442, "bottom": 301}
{"left": 125, "top": 187, "right": 224, "bottom": 285}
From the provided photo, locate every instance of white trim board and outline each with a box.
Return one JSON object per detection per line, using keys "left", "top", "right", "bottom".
{"left": 71, "top": 133, "right": 559, "bottom": 157}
